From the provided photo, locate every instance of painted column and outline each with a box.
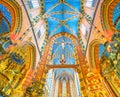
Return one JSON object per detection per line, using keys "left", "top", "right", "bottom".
{"left": 58, "top": 81, "right": 62, "bottom": 97}
{"left": 51, "top": 71, "right": 54, "bottom": 97}
{"left": 74, "top": 72, "right": 81, "bottom": 97}
{"left": 54, "top": 79, "right": 59, "bottom": 97}
{"left": 66, "top": 81, "right": 71, "bottom": 97}
{"left": 70, "top": 80, "right": 74, "bottom": 97}
{"left": 62, "top": 80, "right": 67, "bottom": 97}
{"left": 73, "top": 82, "right": 78, "bottom": 97}
{"left": 53, "top": 79, "right": 56, "bottom": 97}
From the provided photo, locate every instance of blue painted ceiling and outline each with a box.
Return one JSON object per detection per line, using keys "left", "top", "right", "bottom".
{"left": 44, "top": 0, "right": 81, "bottom": 37}
{"left": 44, "top": 0, "right": 81, "bottom": 77}
{"left": 44, "top": 0, "right": 81, "bottom": 65}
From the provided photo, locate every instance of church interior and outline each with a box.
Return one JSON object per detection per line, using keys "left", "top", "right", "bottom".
{"left": 0, "top": 0, "right": 120, "bottom": 97}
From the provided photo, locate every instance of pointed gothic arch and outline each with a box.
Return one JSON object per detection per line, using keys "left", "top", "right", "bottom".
{"left": 0, "top": 0, "right": 22, "bottom": 36}
{"left": 89, "top": 39, "right": 104, "bottom": 73}
{"left": 30, "top": 32, "right": 88, "bottom": 96}
{"left": 35, "top": 32, "right": 86, "bottom": 80}
{"left": 101, "top": 0, "right": 120, "bottom": 33}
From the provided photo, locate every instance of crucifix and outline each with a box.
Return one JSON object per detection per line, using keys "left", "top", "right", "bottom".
{"left": 54, "top": 37, "right": 71, "bottom": 64}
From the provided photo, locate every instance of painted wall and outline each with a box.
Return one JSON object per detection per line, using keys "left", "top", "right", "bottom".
{"left": 10, "top": 0, "right": 46, "bottom": 69}
{"left": 81, "top": 0, "right": 106, "bottom": 65}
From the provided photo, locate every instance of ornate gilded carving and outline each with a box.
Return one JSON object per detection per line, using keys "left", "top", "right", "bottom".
{"left": 101, "top": 32, "right": 120, "bottom": 76}
{"left": 0, "top": 36, "right": 12, "bottom": 56}
{"left": 0, "top": 46, "right": 26, "bottom": 96}
{"left": 100, "top": 32, "right": 120, "bottom": 96}
{"left": 25, "top": 80, "right": 45, "bottom": 97}
{"left": 0, "top": 43, "right": 36, "bottom": 97}
{"left": 25, "top": 67, "right": 48, "bottom": 97}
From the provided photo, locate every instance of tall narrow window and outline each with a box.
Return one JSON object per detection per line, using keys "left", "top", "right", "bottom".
{"left": 37, "top": 30, "right": 41, "bottom": 38}
{"left": 0, "top": 4, "right": 12, "bottom": 34}
{"left": 29, "top": 0, "right": 40, "bottom": 9}
{"left": 86, "top": 0, "right": 95, "bottom": 7}
{"left": 112, "top": 3, "right": 120, "bottom": 30}
{"left": 40, "top": 24, "right": 46, "bottom": 36}
{"left": 80, "top": 24, "right": 87, "bottom": 36}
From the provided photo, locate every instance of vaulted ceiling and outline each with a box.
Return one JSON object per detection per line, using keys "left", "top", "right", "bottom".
{"left": 44, "top": 0, "right": 81, "bottom": 37}
{"left": 43, "top": 0, "right": 81, "bottom": 78}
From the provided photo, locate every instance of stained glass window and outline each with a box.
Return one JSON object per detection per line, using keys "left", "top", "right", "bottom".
{"left": 86, "top": 0, "right": 97, "bottom": 7}
{"left": 0, "top": 4, "right": 12, "bottom": 34}
{"left": 112, "top": 3, "right": 120, "bottom": 30}
{"left": 0, "top": 4, "right": 12, "bottom": 25}
{"left": 99, "top": 44, "right": 105, "bottom": 58}
{"left": 29, "top": 0, "right": 40, "bottom": 9}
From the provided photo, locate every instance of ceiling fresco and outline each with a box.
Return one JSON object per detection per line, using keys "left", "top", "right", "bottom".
{"left": 44, "top": 0, "right": 81, "bottom": 37}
